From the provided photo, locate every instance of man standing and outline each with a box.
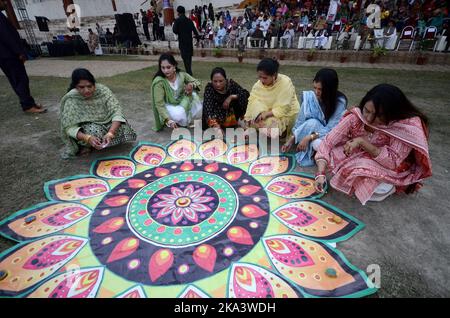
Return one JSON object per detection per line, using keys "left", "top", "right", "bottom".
{"left": 0, "top": 0, "right": 45, "bottom": 113}
{"left": 172, "top": 6, "right": 198, "bottom": 75}
{"left": 140, "top": 9, "right": 150, "bottom": 41}
{"left": 152, "top": 10, "right": 159, "bottom": 40}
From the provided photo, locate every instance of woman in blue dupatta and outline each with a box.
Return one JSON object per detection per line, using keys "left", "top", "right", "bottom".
{"left": 281, "top": 68, "right": 347, "bottom": 166}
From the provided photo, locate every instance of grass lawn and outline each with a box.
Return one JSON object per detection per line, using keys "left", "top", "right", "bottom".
{"left": 1, "top": 61, "right": 450, "bottom": 297}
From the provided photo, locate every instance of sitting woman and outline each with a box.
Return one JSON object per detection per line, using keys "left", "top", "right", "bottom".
{"left": 151, "top": 53, "right": 202, "bottom": 130}
{"left": 244, "top": 58, "right": 299, "bottom": 138}
{"left": 60, "top": 68, "right": 137, "bottom": 159}
{"left": 314, "top": 84, "right": 432, "bottom": 205}
{"left": 282, "top": 68, "right": 347, "bottom": 166}
{"left": 202, "top": 67, "right": 250, "bottom": 131}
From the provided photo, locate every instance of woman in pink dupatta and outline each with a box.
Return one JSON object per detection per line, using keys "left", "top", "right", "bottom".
{"left": 314, "top": 84, "right": 432, "bottom": 205}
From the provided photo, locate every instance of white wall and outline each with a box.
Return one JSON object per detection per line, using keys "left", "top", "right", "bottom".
{"left": 18, "top": 0, "right": 66, "bottom": 20}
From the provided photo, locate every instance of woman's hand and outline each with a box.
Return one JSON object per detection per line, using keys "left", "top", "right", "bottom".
{"left": 88, "top": 136, "right": 103, "bottom": 150}
{"left": 102, "top": 132, "right": 115, "bottom": 148}
{"left": 343, "top": 137, "right": 362, "bottom": 156}
{"left": 185, "top": 83, "right": 194, "bottom": 95}
{"left": 166, "top": 119, "right": 179, "bottom": 129}
{"left": 296, "top": 135, "right": 311, "bottom": 152}
{"left": 223, "top": 95, "right": 236, "bottom": 110}
{"left": 314, "top": 175, "right": 326, "bottom": 193}
{"left": 255, "top": 111, "right": 271, "bottom": 123}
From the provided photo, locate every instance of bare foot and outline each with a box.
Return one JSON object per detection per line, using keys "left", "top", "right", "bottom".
{"left": 281, "top": 136, "right": 295, "bottom": 153}
{"left": 24, "top": 106, "right": 47, "bottom": 114}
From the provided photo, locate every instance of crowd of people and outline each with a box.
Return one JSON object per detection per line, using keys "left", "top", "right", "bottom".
{"left": 184, "top": 0, "right": 449, "bottom": 50}
{"left": 86, "top": 1, "right": 449, "bottom": 52}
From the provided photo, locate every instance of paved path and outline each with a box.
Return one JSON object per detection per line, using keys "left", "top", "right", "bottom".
{"left": 0, "top": 58, "right": 157, "bottom": 78}
{"left": 1, "top": 55, "right": 449, "bottom": 79}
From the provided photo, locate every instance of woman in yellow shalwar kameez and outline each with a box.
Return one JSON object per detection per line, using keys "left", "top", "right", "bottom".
{"left": 244, "top": 58, "right": 300, "bottom": 138}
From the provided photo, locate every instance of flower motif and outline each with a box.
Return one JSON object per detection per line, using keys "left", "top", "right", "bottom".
{"left": 152, "top": 184, "right": 214, "bottom": 225}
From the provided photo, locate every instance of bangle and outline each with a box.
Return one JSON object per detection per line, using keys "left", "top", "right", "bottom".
{"left": 83, "top": 134, "right": 92, "bottom": 144}
{"left": 315, "top": 172, "right": 326, "bottom": 180}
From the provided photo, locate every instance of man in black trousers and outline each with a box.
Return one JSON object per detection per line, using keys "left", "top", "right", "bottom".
{"left": 0, "top": 0, "right": 46, "bottom": 113}
{"left": 140, "top": 9, "right": 150, "bottom": 41}
{"left": 172, "top": 5, "right": 199, "bottom": 76}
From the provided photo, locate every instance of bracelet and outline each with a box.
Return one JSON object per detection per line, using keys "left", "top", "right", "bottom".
{"left": 311, "top": 132, "right": 319, "bottom": 141}
{"left": 83, "top": 134, "right": 92, "bottom": 144}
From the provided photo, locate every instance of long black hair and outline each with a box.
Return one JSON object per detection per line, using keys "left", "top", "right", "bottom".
{"left": 358, "top": 84, "right": 429, "bottom": 130}
{"left": 210, "top": 67, "right": 227, "bottom": 80}
{"left": 68, "top": 68, "right": 96, "bottom": 92}
{"left": 256, "top": 58, "right": 279, "bottom": 76}
{"left": 313, "top": 68, "right": 345, "bottom": 122}
{"left": 153, "top": 53, "right": 181, "bottom": 80}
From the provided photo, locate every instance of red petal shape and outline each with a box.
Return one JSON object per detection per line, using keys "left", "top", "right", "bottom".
{"left": 93, "top": 217, "right": 125, "bottom": 234}
{"left": 104, "top": 195, "right": 129, "bottom": 207}
{"left": 227, "top": 226, "right": 254, "bottom": 245}
{"left": 155, "top": 168, "right": 170, "bottom": 177}
{"left": 149, "top": 249, "right": 174, "bottom": 282}
{"left": 225, "top": 171, "right": 243, "bottom": 181}
{"left": 204, "top": 162, "right": 219, "bottom": 173}
{"left": 180, "top": 162, "right": 194, "bottom": 171}
{"left": 250, "top": 163, "right": 273, "bottom": 175}
{"left": 107, "top": 237, "right": 139, "bottom": 263}
{"left": 193, "top": 244, "right": 217, "bottom": 272}
{"left": 238, "top": 185, "right": 261, "bottom": 196}
{"left": 128, "top": 179, "right": 147, "bottom": 189}
{"left": 241, "top": 204, "right": 268, "bottom": 218}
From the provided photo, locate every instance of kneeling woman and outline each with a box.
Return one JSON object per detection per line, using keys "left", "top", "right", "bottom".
{"left": 202, "top": 67, "right": 250, "bottom": 131}
{"left": 282, "top": 68, "right": 347, "bottom": 166}
{"left": 244, "top": 58, "right": 299, "bottom": 138}
{"left": 314, "top": 84, "right": 432, "bottom": 205}
{"left": 151, "top": 53, "right": 202, "bottom": 130}
{"left": 60, "top": 68, "right": 137, "bottom": 159}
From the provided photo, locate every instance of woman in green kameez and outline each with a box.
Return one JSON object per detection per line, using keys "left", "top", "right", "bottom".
{"left": 60, "top": 68, "right": 136, "bottom": 159}
{"left": 151, "top": 53, "right": 202, "bottom": 131}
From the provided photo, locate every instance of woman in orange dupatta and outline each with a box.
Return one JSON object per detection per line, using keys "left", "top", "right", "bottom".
{"left": 314, "top": 84, "right": 432, "bottom": 205}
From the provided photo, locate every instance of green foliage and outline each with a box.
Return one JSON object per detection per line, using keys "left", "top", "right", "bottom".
{"left": 372, "top": 46, "right": 387, "bottom": 58}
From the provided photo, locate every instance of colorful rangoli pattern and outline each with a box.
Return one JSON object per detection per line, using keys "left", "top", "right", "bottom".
{"left": 0, "top": 139, "right": 376, "bottom": 298}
